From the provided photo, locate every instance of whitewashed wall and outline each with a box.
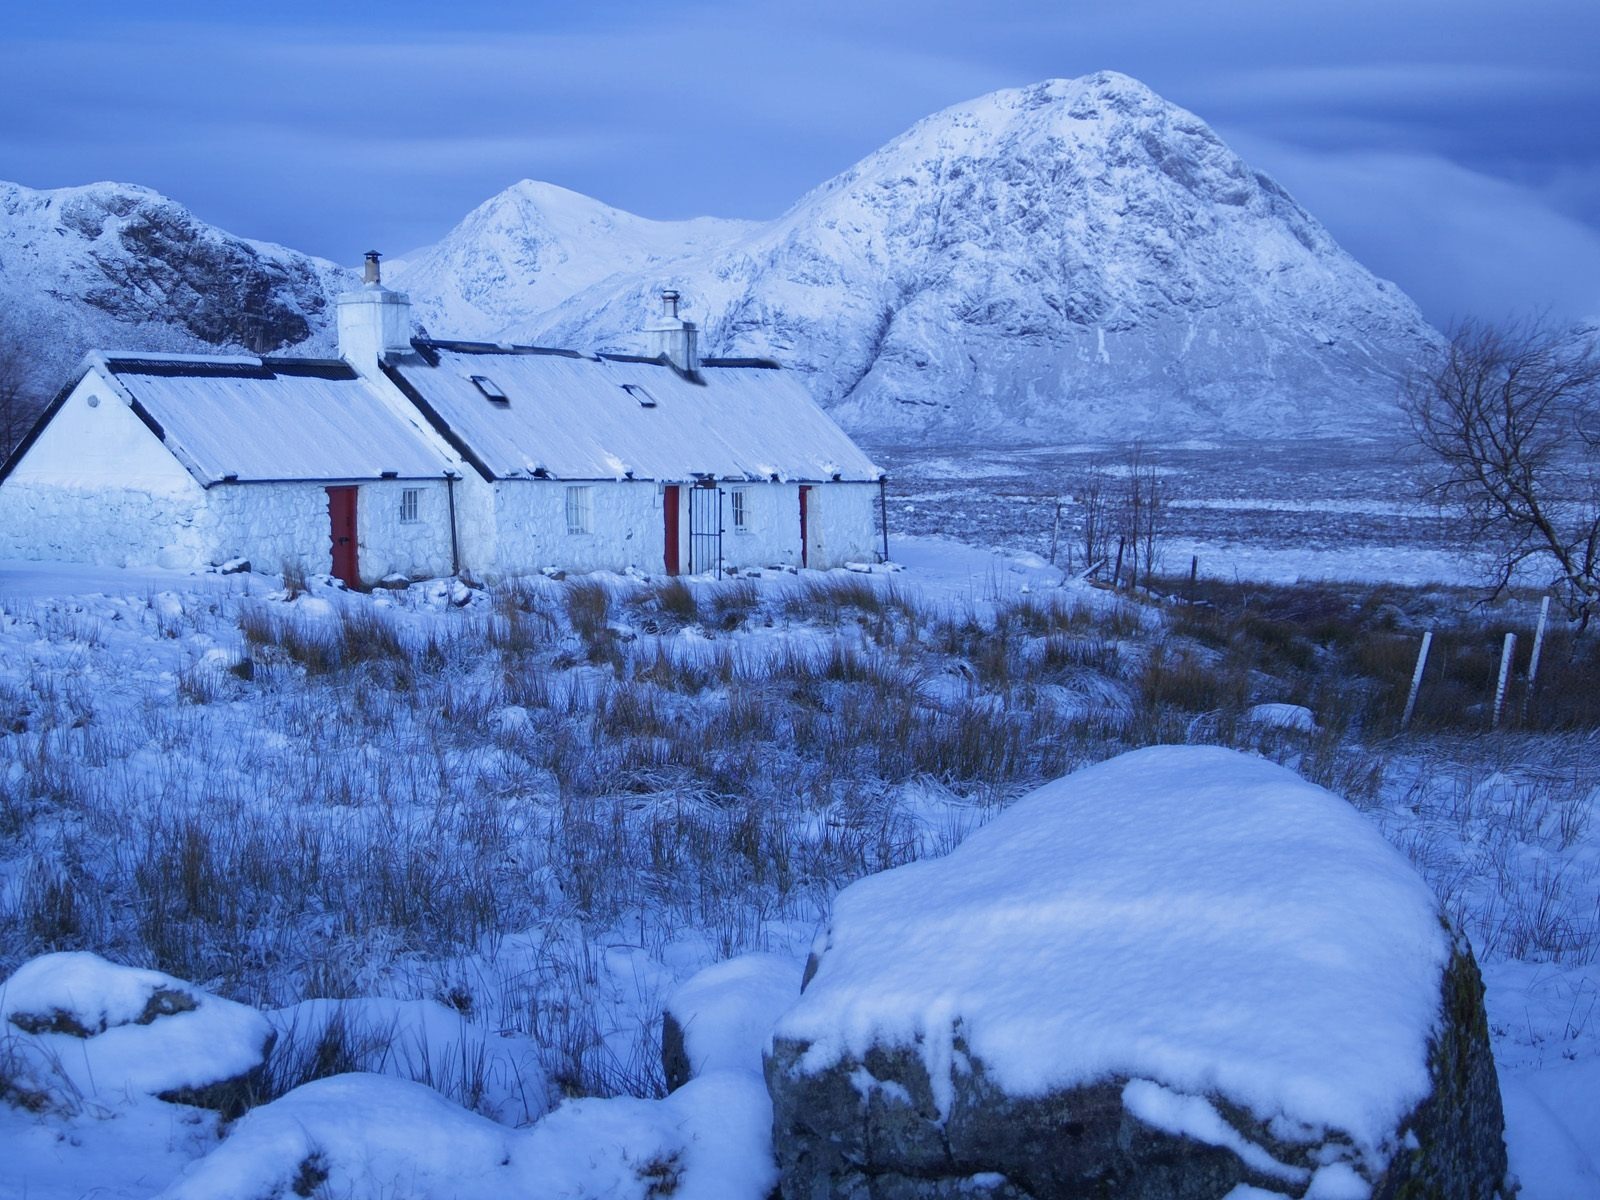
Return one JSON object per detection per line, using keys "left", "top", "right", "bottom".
{"left": 802, "top": 481, "right": 881, "bottom": 568}
{"left": 482, "top": 478, "right": 880, "bottom": 576}
{"left": 208, "top": 480, "right": 457, "bottom": 584}
{"left": 354, "top": 480, "right": 456, "bottom": 580}
{"left": 492, "top": 481, "right": 662, "bottom": 575}
{"left": 0, "top": 375, "right": 215, "bottom": 568}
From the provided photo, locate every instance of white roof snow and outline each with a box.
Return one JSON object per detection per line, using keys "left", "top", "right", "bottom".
{"left": 100, "top": 356, "right": 453, "bottom": 486}
{"left": 389, "top": 344, "right": 882, "bottom": 483}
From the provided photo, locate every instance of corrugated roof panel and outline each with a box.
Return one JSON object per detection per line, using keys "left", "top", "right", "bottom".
{"left": 391, "top": 351, "right": 881, "bottom": 482}
{"left": 110, "top": 367, "right": 452, "bottom": 484}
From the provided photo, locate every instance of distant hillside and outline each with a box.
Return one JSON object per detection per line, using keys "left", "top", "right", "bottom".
{"left": 2, "top": 73, "right": 1443, "bottom": 443}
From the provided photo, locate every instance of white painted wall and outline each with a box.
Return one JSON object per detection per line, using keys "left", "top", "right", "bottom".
{"left": 206, "top": 481, "right": 458, "bottom": 583}
{"left": 482, "top": 478, "right": 880, "bottom": 576}
{"left": 491, "top": 480, "right": 662, "bottom": 575}
{"left": 0, "top": 374, "right": 215, "bottom": 568}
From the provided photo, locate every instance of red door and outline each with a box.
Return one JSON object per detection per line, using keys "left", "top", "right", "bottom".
{"left": 663, "top": 485, "right": 681, "bottom": 575}
{"left": 798, "top": 485, "right": 812, "bottom": 568}
{"left": 327, "top": 486, "right": 360, "bottom": 587}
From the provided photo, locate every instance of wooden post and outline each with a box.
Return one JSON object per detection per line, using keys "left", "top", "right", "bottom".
{"left": 1048, "top": 498, "right": 1062, "bottom": 567}
{"left": 1113, "top": 536, "right": 1125, "bottom": 590}
{"left": 1401, "top": 630, "right": 1432, "bottom": 730}
{"left": 1523, "top": 595, "right": 1551, "bottom": 721}
{"left": 1492, "top": 632, "right": 1516, "bottom": 729}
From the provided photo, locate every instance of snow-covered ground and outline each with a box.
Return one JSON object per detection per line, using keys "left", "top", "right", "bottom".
{"left": 875, "top": 437, "right": 1500, "bottom": 588}
{"left": 0, "top": 541, "right": 1594, "bottom": 1197}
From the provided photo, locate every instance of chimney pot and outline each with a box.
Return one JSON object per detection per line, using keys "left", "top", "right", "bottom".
{"left": 364, "top": 251, "right": 383, "bottom": 285}
{"left": 661, "top": 289, "right": 680, "bottom": 318}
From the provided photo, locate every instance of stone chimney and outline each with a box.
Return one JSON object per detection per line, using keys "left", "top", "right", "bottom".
{"left": 645, "top": 289, "right": 698, "bottom": 372}
{"left": 337, "top": 250, "right": 413, "bottom": 369}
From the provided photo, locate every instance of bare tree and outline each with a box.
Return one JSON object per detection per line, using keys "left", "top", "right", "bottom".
{"left": 1406, "top": 320, "right": 1600, "bottom": 627}
{"left": 1120, "top": 443, "right": 1167, "bottom": 590}
{"left": 1074, "top": 458, "right": 1113, "bottom": 576}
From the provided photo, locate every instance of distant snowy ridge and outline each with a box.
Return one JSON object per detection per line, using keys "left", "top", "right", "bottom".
{"left": 398, "top": 73, "right": 1442, "bottom": 443}
{"left": 1, "top": 73, "right": 1440, "bottom": 442}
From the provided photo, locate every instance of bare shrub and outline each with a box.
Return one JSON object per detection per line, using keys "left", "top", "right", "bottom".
{"left": 1406, "top": 319, "right": 1600, "bottom": 626}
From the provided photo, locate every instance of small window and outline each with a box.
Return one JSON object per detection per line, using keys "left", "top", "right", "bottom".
{"left": 399, "top": 488, "right": 421, "bottom": 524}
{"left": 565, "top": 485, "right": 593, "bottom": 535}
{"left": 621, "top": 383, "right": 657, "bottom": 407}
{"left": 470, "top": 374, "right": 509, "bottom": 404}
{"left": 730, "top": 487, "right": 750, "bottom": 533}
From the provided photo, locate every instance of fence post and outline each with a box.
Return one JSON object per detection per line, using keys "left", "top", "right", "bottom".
{"left": 1523, "top": 595, "right": 1551, "bottom": 721}
{"left": 1048, "top": 498, "right": 1062, "bottom": 567}
{"left": 1492, "top": 632, "right": 1516, "bottom": 729}
{"left": 1401, "top": 630, "right": 1432, "bottom": 730}
{"left": 1113, "top": 537, "right": 1125, "bottom": 590}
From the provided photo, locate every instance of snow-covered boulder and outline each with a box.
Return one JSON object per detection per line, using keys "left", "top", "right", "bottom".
{"left": 159, "top": 1069, "right": 778, "bottom": 1200}
{"left": 1, "top": 951, "right": 274, "bottom": 1114}
{"left": 662, "top": 953, "right": 803, "bottom": 1091}
{"left": 764, "top": 746, "right": 1507, "bottom": 1200}
{"left": 1243, "top": 702, "right": 1319, "bottom": 733}
{"left": 155, "top": 1073, "right": 517, "bottom": 1200}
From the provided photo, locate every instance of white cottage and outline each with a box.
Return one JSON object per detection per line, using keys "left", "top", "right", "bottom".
{"left": 0, "top": 261, "right": 884, "bottom": 584}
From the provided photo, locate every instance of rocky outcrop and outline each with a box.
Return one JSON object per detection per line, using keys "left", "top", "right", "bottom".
{"left": 1, "top": 951, "right": 275, "bottom": 1116}
{"left": 0, "top": 180, "right": 348, "bottom": 395}
{"left": 763, "top": 747, "right": 1508, "bottom": 1199}
{"left": 766, "top": 940, "right": 1505, "bottom": 1199}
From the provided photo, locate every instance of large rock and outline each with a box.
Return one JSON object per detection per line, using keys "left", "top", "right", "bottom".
{"left": 1, "top": 951, "right": 274, "bottom": 1116}
{"left": 764, "top": 746, "right": 1507, "bottom": 1199}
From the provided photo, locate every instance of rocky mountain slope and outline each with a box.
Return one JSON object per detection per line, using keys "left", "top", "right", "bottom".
{"left": 0, "top": 181, "right": 348, "bottom": 393}
{"left": 2, "top": 73, "right": 1441, "bottom": 441}
{"left": 401, "top": 73, "right": 1440, "bottom": 442}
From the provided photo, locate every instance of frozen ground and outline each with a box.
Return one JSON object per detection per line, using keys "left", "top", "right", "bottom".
{"left": 0, "top": 541, "right": 1594, "bottom": 1198}
{"left": 872, "top": 436, "right": 1490, "bottom": 587}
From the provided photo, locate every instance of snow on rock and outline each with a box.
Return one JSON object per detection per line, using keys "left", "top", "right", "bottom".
{"left": 1, "top": 951, "right": 274, "bottom": 1113}
{"left": 518, "top": 1069, "right": 778, "bottom": 1200}
{"left": 154, "top": 1073, "right": 517, "bottom": 1200}
{"left": 765, "top": 746, "right": 1507, "bottom": 1199}
{"left": 266, "top": 997, "right": 552, "bottom": 1125}
{"left": 661, "top": 953, "right": 804, "bottom": 1090}
{"left": 159, "top": 1069, "right": 777, "bottom": 1200}
{"left": 1243, "top": 703, "right": 1319, "bottom": 733}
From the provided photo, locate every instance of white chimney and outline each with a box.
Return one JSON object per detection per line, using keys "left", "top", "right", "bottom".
{"left": 337, "top": 251, "right": 413, "bottom": 369}
{"left": 645, "top": 289, "right": 698, "bottom": 372}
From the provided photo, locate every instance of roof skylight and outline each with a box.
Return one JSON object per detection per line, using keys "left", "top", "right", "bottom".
{"left": 470, "top": 374, "right": 509, "bottom": 404}
{"left": 621, "top": 383, "right": 658, "bottom": 408}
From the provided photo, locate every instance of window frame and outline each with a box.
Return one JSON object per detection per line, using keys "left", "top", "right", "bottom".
{"left": 565, "top": 485, "right": 594, "bottom": 535}
{"left": 729, "top": 486, "right": 750, "bottom": 534}
{"left": 399, "top": 487, "right": 421, "bottom": 524}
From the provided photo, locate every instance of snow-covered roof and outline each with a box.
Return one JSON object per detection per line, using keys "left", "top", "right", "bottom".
{"left": 385, "top": 341, "right": 882, "bottom": 483}
{"left": 96, "top": 354, "right": 454, "bottom": 486}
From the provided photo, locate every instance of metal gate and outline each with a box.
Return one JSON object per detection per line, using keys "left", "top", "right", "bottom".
{"left": 687, "top": 483, "right": 724, "bottom": 578}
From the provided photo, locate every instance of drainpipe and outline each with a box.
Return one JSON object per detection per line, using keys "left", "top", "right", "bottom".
{"left": 878, "top": 476, "right": 890, "bottom": 564}
{"left": 444, "top": 471, "right": 461, "bottom": 576}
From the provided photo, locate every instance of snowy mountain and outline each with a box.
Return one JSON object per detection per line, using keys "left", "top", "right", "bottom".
{"left": 388, "top": 181, "right": 756, "bottom": 338}
{"left": 0, "top": 181, "right": 349, "bottom": 391}
{"left": 401, "top": 73, "right": 1441, "bottom": 442}
{"left": 0, "top": 74, "right": 1440, "bottom": 441}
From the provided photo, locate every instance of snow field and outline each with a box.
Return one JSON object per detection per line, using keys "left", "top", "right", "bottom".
{"left": 0, "top": 541, "right": 1595, "bottom": 1196}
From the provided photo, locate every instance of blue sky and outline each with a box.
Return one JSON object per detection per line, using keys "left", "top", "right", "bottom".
{"left": 2, "top": 1, "right": 1597, "bottom": 326}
